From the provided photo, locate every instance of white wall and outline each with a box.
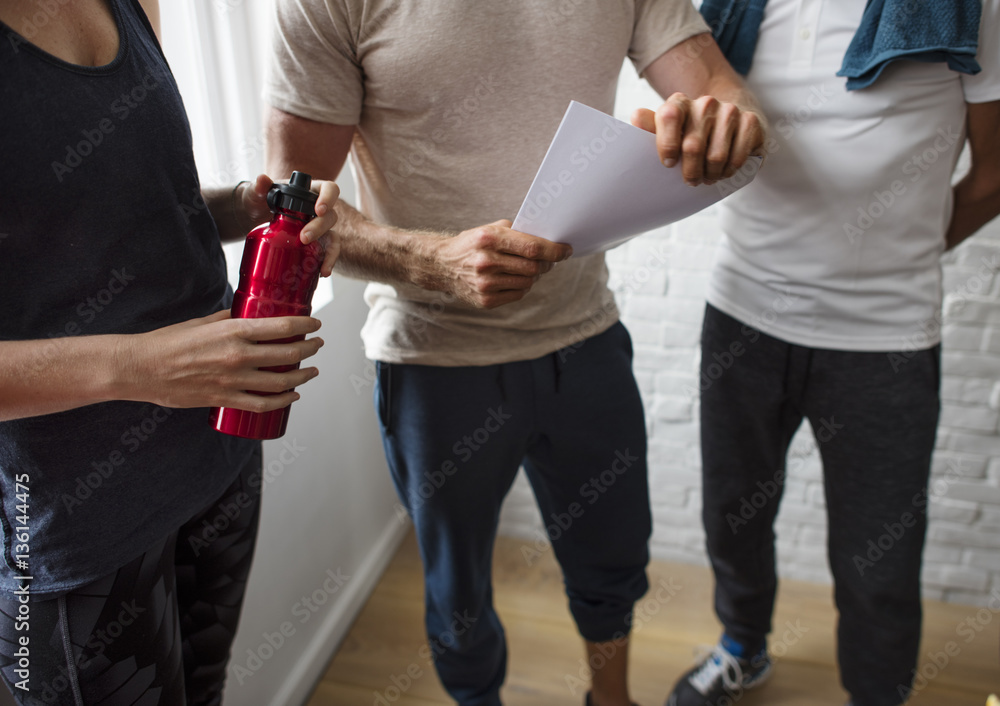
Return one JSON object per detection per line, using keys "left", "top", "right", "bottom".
{"left": 160, "top": 4, "right": 405, "bottom": 705}
{"left": 223, "top": 275, "right": 406, "bottom": 706}
{"left": 498, "top": 62, "right": 1000, "bottom": 607}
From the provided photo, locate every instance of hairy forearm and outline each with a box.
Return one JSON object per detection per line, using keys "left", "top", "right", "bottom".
{"left": 332, "top": 199, "right": 449, "bottom": 290}
{"left": 946, "top": 168, "right": 1000, "bottom": 250}
{"left": 0, "top": 336, "right": 126, "bottom": 421}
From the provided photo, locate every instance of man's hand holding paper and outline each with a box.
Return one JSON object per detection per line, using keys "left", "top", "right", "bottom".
{"left": 631, "top": 92, "right": 766, "bottom": 186}
{"left": 511, "top": 101, "right": 765, "bottom": 258}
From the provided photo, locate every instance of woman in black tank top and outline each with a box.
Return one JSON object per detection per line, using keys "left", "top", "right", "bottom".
{"left": 0, "top": 1, "right": 339, "bottom": 703}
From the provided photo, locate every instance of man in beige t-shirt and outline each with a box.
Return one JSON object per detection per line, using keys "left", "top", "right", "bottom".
{"left": 265, "top": 2, "right": 764, "bottom": 704}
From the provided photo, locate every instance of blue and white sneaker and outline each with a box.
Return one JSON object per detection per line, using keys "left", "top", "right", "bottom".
{"left": 665, "top": 639, "right": 772, "bottom": 706}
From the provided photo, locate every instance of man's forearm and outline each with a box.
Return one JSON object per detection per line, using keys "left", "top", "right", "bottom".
{"left": 332, "top": 198, "right": 449, "bottom": 289}
{"left": 947, "top": 101, "right": 1000, "bottom": 250}
{"left": 946, "top": 170, "right": 1000, "bottom": 249}
{"left": 327, "top": 200, "right": 573, "bottom": 309}
{"left": 639, "top": 37, "right": 769, "bottom": 181}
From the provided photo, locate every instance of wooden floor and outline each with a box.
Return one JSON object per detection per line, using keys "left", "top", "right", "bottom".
{"left": 307, "top": 531, "right": 998, "bottom": 706}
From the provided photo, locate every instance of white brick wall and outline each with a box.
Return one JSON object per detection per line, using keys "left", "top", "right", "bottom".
{"left": 497, "top": 63, "right": 1000, "bottom": 606}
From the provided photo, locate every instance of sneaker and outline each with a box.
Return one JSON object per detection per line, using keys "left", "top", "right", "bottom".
{"left": 665, "top": 641, "right": 771, "bottom": 706}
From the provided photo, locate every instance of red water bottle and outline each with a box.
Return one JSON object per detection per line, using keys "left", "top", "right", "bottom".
{"left": 210, "top": 171, "right": 324, "bottom": 439}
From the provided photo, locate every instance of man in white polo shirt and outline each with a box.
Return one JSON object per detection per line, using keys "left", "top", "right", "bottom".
{"left": 665, "top": 1, "right": 1000, "bottom": 706}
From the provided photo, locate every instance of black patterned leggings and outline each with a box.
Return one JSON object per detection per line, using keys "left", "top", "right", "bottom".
{"left": 0, "top": 449, "right": 262, "bottom": 706}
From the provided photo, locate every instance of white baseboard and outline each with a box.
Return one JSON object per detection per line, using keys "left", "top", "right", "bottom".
{"left": 268, "top": 517, "right": 411, "bottom": 706}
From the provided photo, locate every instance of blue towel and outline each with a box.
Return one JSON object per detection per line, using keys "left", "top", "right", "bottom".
{"left": 698, "top": 0, "right": 982, "bottom": 91}
{"left": 698, "top": 0, "right": 768, "bottom": 76}
{"left": 838, "top": 0, "right": 982, "bottom": 89}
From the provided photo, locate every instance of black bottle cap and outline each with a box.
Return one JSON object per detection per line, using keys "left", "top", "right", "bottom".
{"left": 266, "top": 171, "right": 318, "bottom": 218}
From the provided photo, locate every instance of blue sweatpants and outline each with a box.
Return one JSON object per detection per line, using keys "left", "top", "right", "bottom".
{"left": 375, "top": 321, "right": 651, "bottom": 706}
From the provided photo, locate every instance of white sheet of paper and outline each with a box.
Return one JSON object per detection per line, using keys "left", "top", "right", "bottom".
{"left": 512, "top": 101, "right": 762, "bottom": 257}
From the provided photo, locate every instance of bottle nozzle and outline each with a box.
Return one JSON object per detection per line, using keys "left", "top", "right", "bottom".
{"left": 289, "top": 171, "right": 312, "bottom": 190}
{"left": 266, "top": 171, "right": 318, "bottom": 218}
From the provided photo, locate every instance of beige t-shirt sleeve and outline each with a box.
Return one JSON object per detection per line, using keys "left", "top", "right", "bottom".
{"left": 628, "top": 0, "right": 711, "bottom": 76}
{"left": 265, "top": 0, "right": 362, "bottom": 125}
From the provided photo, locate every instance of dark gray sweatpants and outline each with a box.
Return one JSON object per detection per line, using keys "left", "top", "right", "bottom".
{"left": 699, "top": 304, "right": 940, "bottom": 706}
